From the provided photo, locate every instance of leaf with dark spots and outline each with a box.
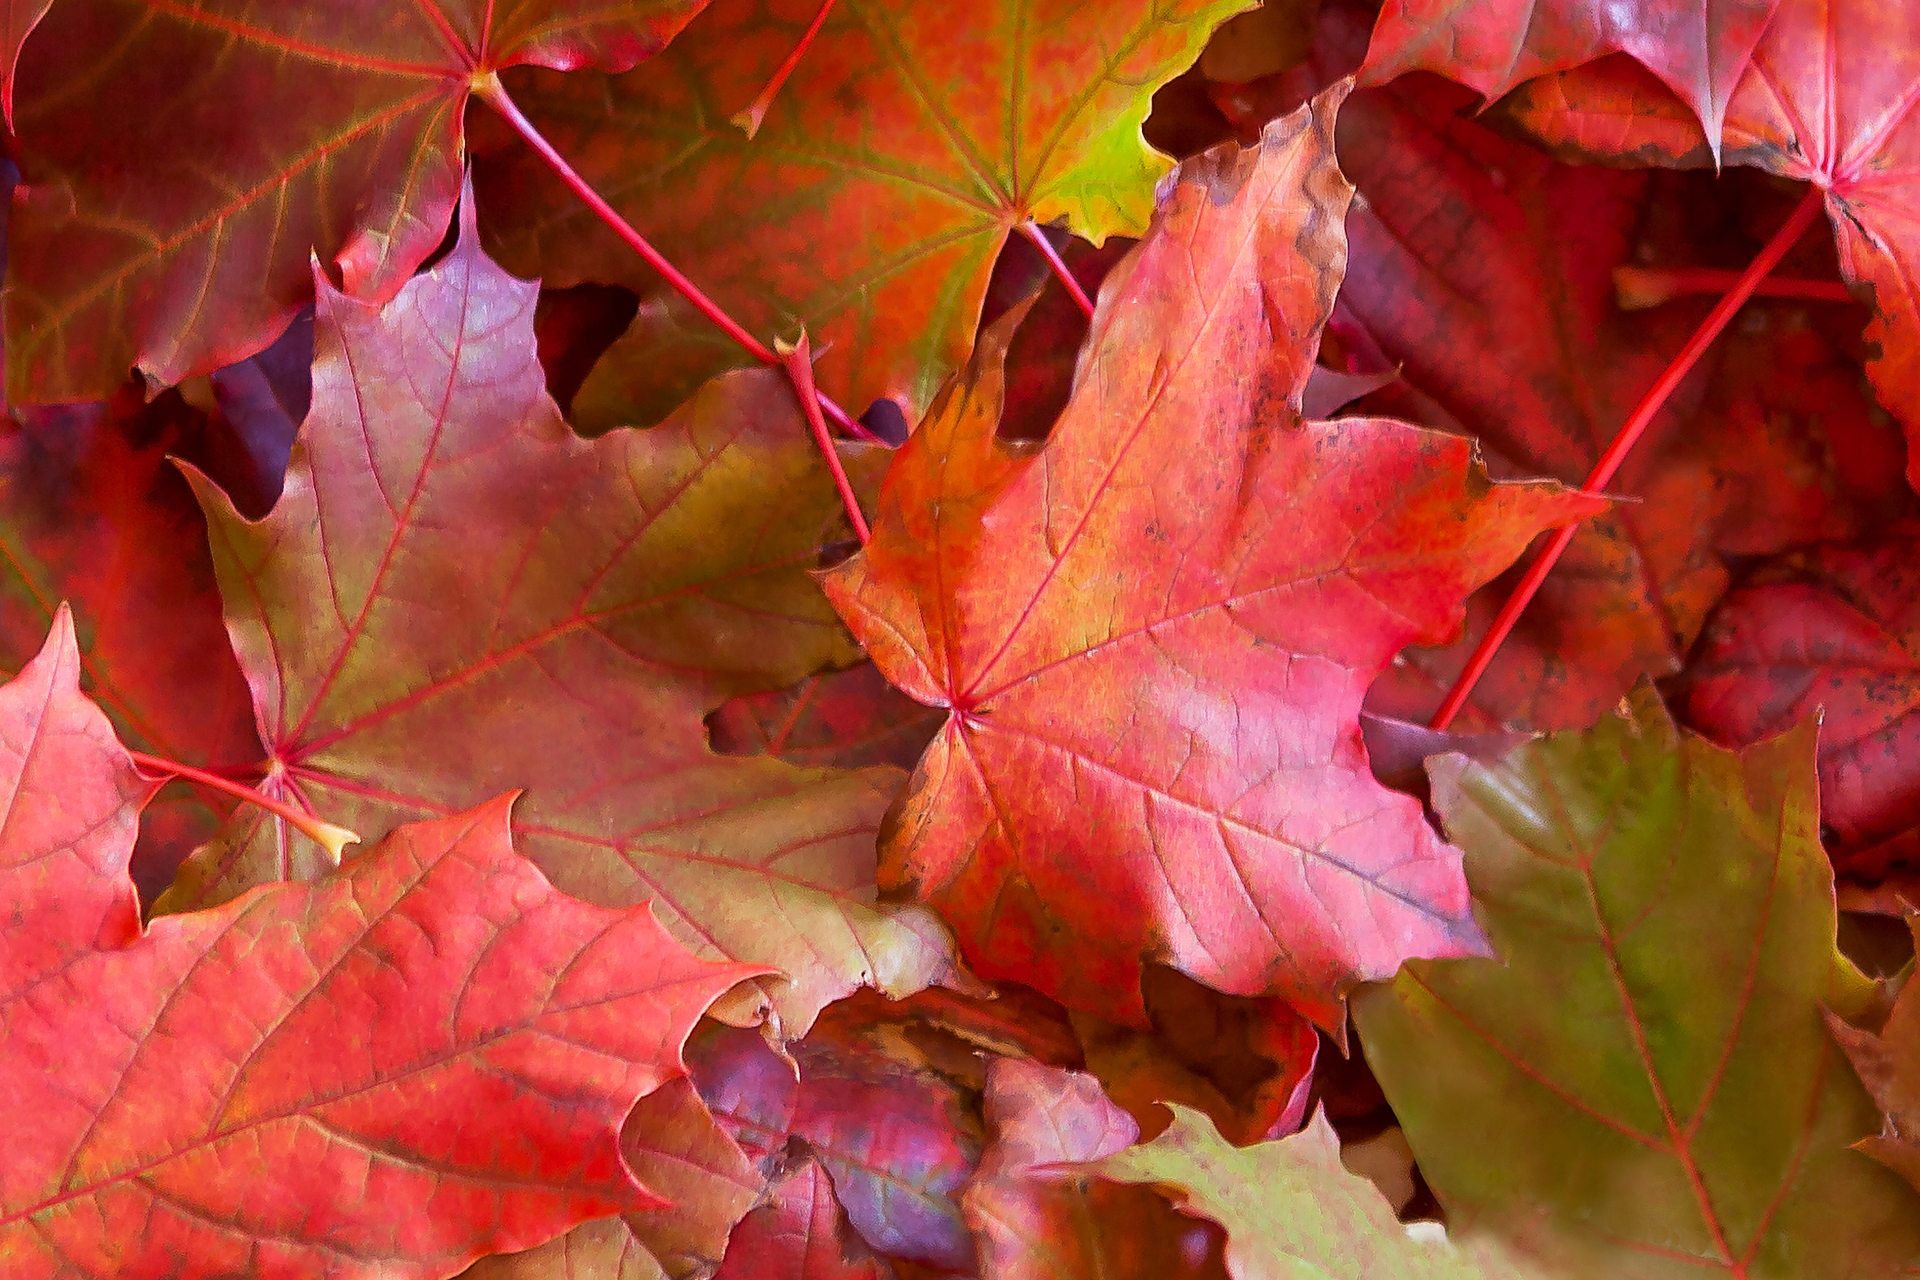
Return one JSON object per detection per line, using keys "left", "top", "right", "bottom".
{"left": 1681, "top": 522, "right": 1920, "bottom": 859}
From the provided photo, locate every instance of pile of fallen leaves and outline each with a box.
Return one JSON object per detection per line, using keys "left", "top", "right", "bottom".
{"left": 4, "top": 0, "right": 1920, "bottom": 1276}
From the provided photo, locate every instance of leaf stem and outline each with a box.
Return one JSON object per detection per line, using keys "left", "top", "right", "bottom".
{"left": 731, "top": 0, "right": 839, "bottom": 139}
{"left": 1429, "top": 188, "right": 1826, "bottom": 731}
{"left": 130, "top": 750, "right": 361, "bottom": 859}
{"left": 778, "top": 332, "right": 871, "bottom": 543}
{"left": 472, "top": 72, "right": 878, "bottom": 443}
{"left": 1018, "top": 221, "right": 1095, "bottom": 320}
{"left": 1614, "top": 264, "right": 1852, "bottom": 311}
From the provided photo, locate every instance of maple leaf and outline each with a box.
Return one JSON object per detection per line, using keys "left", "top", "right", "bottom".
{"left": 470, "top": 0, "right": 1247, "bottom": 427}
{"left": 0, "top": 403, "right": 258, "bottom": 891}
{"left": 713, "top": 1154, "right": 896, "bottom": 1280}
{"left": 1830, "top": 916, "right": 1920, "bottom": 1195}
{"left": 1680, "top": 522, "right": 1920, "bottom": 858}
{"left": 1360, "top": 0, "right": 1778, "bottom": 156}
{"left": 183, "top": 189, "right": 956, "bottom": 1037}
{"left": 4, "top": 0, "right": 711, "bottom": 404}
{"left": 459, "top": 1078, "right": 762, "bottom": 1280}
{"left": 822, "top": 85, "right": 1600, "bottom": 1028}
{"left": 0, "top": 610, "right": 757, "bottom": 1279}
{"left": 1497, "top": 0, "right": 1920, "bottom": 488}
{"left": 1087, "top": 1105, "right": 1538, "bottom": 1279}
{"left": 961, "top": 1059, "right": 1231, "bottom": 1280}
{"left": 689, "top": 1014, "right": 986, "bottom": 1273}
{"left": 1351, "top": 688, "right": 1920, "bottom": 1276}
{"left": 1266, "top": 0, "right": 1907, "bottom": 734}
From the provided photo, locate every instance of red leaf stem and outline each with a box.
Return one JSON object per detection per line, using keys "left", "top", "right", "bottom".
{"left": 1429, "top": 187, "right": 1827, "bottom": 731}
{"left": 129, "top": 749, "right": 360, "bottom": 858}
{"left": 473, "top": 72, "right": 878, "bottom": 443}
{"left": 1613, "top": 264, "right": 1854, "bottom": 311}
{"left": 778, "top": 331, "right": 872, "bottom": 544}
{"left": 1019, "top": 221, "right": 1096, "bottom": 320}
{"left": 730, "top": 0, "right": 840, "bottom": 139}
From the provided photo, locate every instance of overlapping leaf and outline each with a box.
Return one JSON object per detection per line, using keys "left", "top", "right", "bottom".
{"left": 461, "top": 1220, "right": 658, "bottom": 1279}
{"left": 1682, "top": 522, "right": 1920, "bottom": 857}
{"left": 1361, "top": 0, "right": 1777, "bottom": 154}
{"left": 1830, "top": 916, "right": 1920, "bottom": 1194}
{"left": 472, "top": 0, "right": 1246, "bottom": 426}
{"left": 0, "top": 404, "right": 258, "bottom": 890}
{"left": 689, "top": 1015, "right": 986, "bottom": 1273}
{"left": 962, "top": 1060, "right": 1230, "bottom": 1280}
{"left": 186, "top": 191, "right": 956, "bottom": 1037}
{"left": 712, "top": 1156, "right": 896, "bottom": 1280}
{"left": 1501, "top": 0, "right": 1920, "bottom": 486}
{"left": 707, "top": 663, "right": 944, "bottom": 772}
{"left": 1070, "top": 967, "right": 1319, "bottom": 1147}
{"left": 5, "top": 0, "right": 710, "bottom": 403}
{"left": 459, "top": 1079, "right": 763, "bottom": 1280}
{"left": 0, "top": 0, "right": 48, "bottom": 122}
{"left": 823, "top": 85, "right": 1599, "bottom": 1027}
{"left": 0, "top": 611, "right": 755, "bottom": 1280}
{"left": 1273, "top": 1, "right": 1908, "bottom": 733}
{"left": 1351, "top": 689, "right": 1920, "bottom": 1276}
{"left": 1089, "top": 1106, "right": 1537, "bottom": 1279}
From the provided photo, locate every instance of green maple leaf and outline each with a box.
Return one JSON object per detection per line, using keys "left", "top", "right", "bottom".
{"left": 1353, "top": 688, "right": 1920, "bottom": 1277}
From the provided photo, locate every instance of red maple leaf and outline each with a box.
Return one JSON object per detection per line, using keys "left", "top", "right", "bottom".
{"left": 1501, "top": 0, "right": 1920, "bottom": 488}
{"left": 1361, "top": 0, "right": 1778, "bottom": 155}
{"left": 1682, "top": 521, "right": 1920, "bottom": 859}
{"left": 0, "top": 610, "right": 755, "bottom": 1279}
{"left": 824, "top": 86, "right": 1600, "bottom": 1027}
{"left": 5, "top": 0, "right": 711, "bottom": 403}
{"left": 0, "top": 403, "right": 259, "bottom": 891}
